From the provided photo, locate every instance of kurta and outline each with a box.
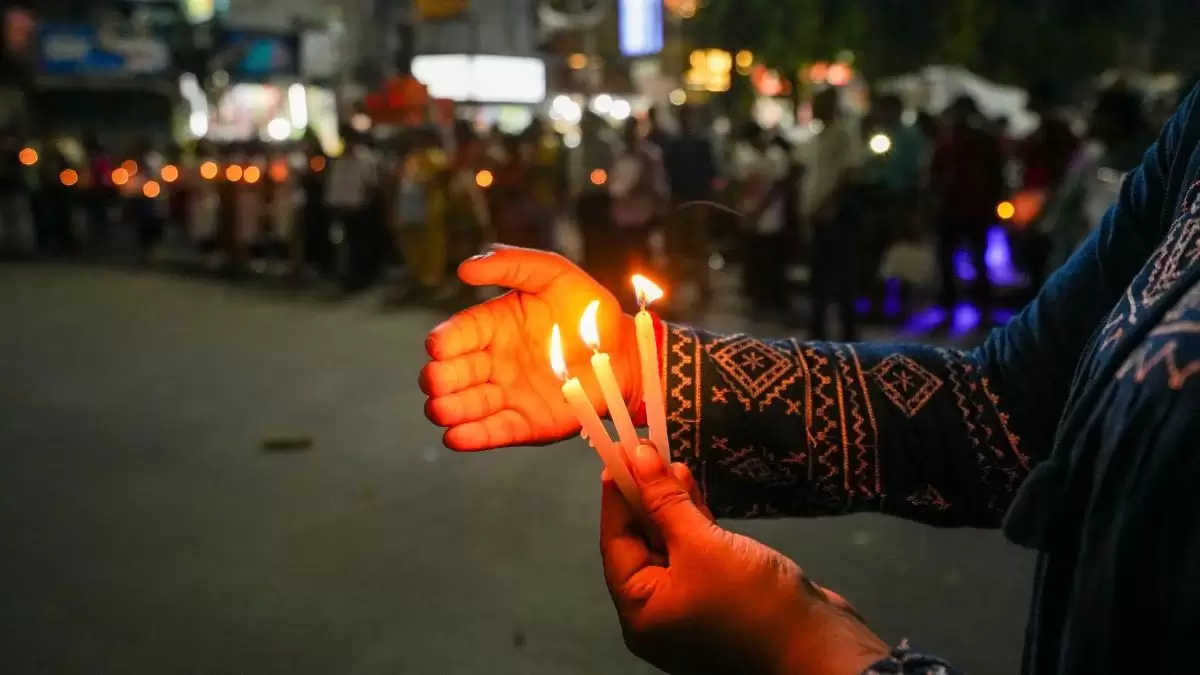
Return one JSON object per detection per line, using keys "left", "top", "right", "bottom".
{"left": 653, "top": 85, "right": 1200, "bottom": 674}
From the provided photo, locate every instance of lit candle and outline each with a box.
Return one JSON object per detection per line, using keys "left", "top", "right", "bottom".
{"left": 550, "top": 324, "right": 642, "bottom": 512}
{"left": 631, "top": 275, "right": 669, "bottom": 460}
{"left": 579, "top": 300, "right": 641, "bottom": 452}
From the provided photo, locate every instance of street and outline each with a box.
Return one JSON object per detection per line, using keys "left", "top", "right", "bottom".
{"left": 0, "top": 263, "right": 1033, "bottom": 675}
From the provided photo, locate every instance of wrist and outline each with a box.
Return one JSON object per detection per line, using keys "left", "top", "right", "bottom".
{"left": 778, "top": 605, "right": 888, "bottom": 675}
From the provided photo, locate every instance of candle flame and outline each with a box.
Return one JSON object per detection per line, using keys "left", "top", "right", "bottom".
{"left": 580, "top": 300, "right": 601, "bottom": 349}
{"left": 550, "top": 324, "right": 568, "bottom": 380}
{"left": 631, "top": 274, "right": 664, "bottom": 306}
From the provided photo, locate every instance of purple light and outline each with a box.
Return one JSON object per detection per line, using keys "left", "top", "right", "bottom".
{"left": 903, "top": 306, "right": 947, "bottom": 336}
{"left": 855, "top": 297, "right": 872, "bottom": 314}
{"left": 883, "top": 278, "right": 902, "bottom": 318}
{"left": 951, "top": 303, "right": 981, "bottom": 336}
{"left": 952, "top": 226, "right": 1023, "bottom": 287}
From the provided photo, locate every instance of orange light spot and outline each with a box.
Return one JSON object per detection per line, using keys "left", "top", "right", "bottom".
{"left": 200, "top": 161, "right": 218, "bottom": 180}
{"left": 309, "top": 156, "right": 325, "bottom": 172}
{"left": 590, "top": 169, "right": 607, "bottom": 185}
{"left": 996, "top": 201, "right": 1015, "bottom": 220}
{"left": 269, "top": 162, "right": 288, "bottom": 183}
{"left": 142, "top": 180, "right": 161, "bottom": 198}
{"left": 121, "top": 159, "right": 138, "bottom": 174}
{"left": 59, "top": 168, "right": 78, "bottom": 186}
{"left": 161, "top": 164, "right": 179, "bottom": 183}
{"left": 111, "top": 168, "right": 130, "bottom": 186}
{"left": 225, "top": 165, "right": 243, "bottom": 182}
{"left": 243, "top": 166, "right": 261, "bottom": 184}
{"left": 475, "top": 169, "right": 493, "bottom": 188}
{"left": 18, "top": 147, "right": 37, "bottom": 166}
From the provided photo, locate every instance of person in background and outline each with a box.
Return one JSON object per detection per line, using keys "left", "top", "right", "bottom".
{"left": 524, "top": 119, "right": 561, "bottom": 251}
{"left": 800, "top": 87, "right": 864, "bottom": 339}
{"left": 1033, "top": 83, "right": 1152, "bottom": 282}
{"left": 389, "top": 129, "right": 451, "bottom": 304}
{"left": 929, "top": 94, "right": 1007, "bottom": 320}
{"left": 82, "top": 133, "right": 115, "bottom": 252}
{"left": 662, "top": 105, "right": 720, "bottom": 310}
{"left": 731, "top": 122, "right": 792, "bottom": 322}
{"left": 608, "top": 117, "right": 669, "bottom": 307}
{"left": 299, "top": 135, "right": 332, "bottom": 277}
{"left": 32, "top": 138, "right": 74, "bottom": 257}
{"left": 0, "top": 134, "right": 30, "bottom": 258}
{"left": 1022, "top": 81, "right": 1080, "bottom": 194}
{"left": 325, "top": 129, "right": 378, "bottom": 292}
{"left": 490, "top": 134, "right": 539, "bottom": 249}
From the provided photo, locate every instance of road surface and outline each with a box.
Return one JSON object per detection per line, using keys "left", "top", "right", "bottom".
{"left": 0, "top": 263, "right": 1033, "bottom": 675}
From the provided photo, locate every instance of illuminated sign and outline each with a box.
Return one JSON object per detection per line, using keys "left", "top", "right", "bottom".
{"left": 618, "top": 0, "right": 662, "bottom": 57}
{"left": 417, "top": 0, "right": 469, "bottom": 20}
{"left": 412, "top": 55, "right": 546, "bottom": 104}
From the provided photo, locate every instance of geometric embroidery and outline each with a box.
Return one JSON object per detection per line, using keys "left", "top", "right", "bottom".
{"left": 704, "top": 334, "right": 794, "bottom": 402}
{"left": 868, "top": 354, "right": 943, "bottom": 417}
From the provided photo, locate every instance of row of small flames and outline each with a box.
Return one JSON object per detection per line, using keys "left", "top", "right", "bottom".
{"left": 17, "top": 147, "right": 329, "bottom": 197}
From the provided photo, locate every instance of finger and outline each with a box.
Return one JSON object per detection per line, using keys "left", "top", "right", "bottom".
{"left": 443, "top": 409, "right": 532, "bottom": 452}
{"left": 426, "top": 303, "right": 497, "bottom": 361}
{"left": 457, "top": 244, "right": 575, "bottom": 294}
{"left": 670, "top": 462, "right": 715, "bottom": 523}
{"left": 629, "top": 444, "right": 715, "bottom": 545}
{"left": 425, "top": 384, "right": 504, "bottom": 427}
{"left": 600, "top": 473, "right": 662, "bottom": 600}
{"left": 419, "top": 352, "right": 492, "bottom": 397}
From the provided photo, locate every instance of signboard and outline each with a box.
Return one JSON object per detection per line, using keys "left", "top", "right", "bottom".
{"left": 411, "top": 54, "right": 545, "bottom": 104}
{"left": 219, "top": 31, "right": 296, "bottom": 79}
{"left": 417, "top": 0, "right": 469, "bottom": 20}
{"left": 39, "top": 24, "right": 170, "bottom": 76}
{"left": 618, "top": 0, "right": 662, "bottom": 57}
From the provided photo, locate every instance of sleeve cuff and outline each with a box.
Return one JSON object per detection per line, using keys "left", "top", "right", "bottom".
{"left": 631, "top": 312, "right": 667, "bottom": 427}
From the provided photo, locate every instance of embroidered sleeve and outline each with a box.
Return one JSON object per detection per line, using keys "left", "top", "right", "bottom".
{"left": 661, "top": 324, "right": 1034, "bottom": 527}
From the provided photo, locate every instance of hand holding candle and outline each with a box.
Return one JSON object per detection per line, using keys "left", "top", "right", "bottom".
{"left": 631, "top": 275, "right": 670, "bottom": 461}
{"left": 580, "top": 300, "right": 641, "bottom": 451}
{"left": 550, "top": 323, "right": 643, "bottom": 513}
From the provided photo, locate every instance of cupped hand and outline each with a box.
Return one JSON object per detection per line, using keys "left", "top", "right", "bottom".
{"left": 603, "top": 445, "right": 889, "bottom": 675}
{"left": 421, "top": 246, "right": 641, "bottom": 451}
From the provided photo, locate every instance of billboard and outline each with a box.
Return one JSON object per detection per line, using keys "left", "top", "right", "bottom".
{"left": 618, "top": 0, "right": 662, "bottom": 57}
{"left": 38, "top": 24, "right": 170, "bottom": 76}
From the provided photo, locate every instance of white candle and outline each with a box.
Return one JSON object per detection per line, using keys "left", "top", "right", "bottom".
{"left": 632, "top": 275, "right": 669, "bottom": 461}
{"left": 579, "top": 300, "right": 640, "bottom": 451}
{"left": 551, "top": 325, "right": 642, "bottom": 513}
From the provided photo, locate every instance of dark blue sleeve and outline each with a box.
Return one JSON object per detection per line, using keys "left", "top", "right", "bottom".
{"left": 661, "top": 86, "right": 1199, "bottom": 527}
{"left": 861, "top": 642, "right": 962, "bottom": 674}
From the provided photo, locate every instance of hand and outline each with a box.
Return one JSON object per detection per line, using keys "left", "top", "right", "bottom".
{"left": 602, "top": 445, "right": 888, "bottom": 675}
{"left": 421, "top": 245, "right": 641, "bottom": 451}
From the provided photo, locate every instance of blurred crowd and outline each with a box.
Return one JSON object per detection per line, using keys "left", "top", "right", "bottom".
{"left": 0, "top": 79, "right": 1162, "bottom": 335}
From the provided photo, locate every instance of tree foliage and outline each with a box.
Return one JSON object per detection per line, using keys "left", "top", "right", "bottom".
{"left": 685, "top": 0, "right": 1182, "bottom": 88}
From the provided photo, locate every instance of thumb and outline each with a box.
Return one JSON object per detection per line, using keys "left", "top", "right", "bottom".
{"left": 630, "top": 444, "right": 713, "bottom": 545}
{"left": 457, "top": 245, "right": 574, "bottom": 293}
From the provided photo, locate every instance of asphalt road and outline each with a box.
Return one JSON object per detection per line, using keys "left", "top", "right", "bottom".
{"left": 0, "top": 263, "right": 1034, "bottom": 675}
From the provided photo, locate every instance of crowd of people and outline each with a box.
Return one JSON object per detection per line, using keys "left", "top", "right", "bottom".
{"left": 0, "top": 80, "right": 1162, "bottom": 338}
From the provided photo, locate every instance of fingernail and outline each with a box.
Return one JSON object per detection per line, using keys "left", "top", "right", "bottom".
{"left": 465, "top": 250, "right": 493, "bottom": 263}
{"left": 632, "top": 444, "right": 667, "bottom": 481}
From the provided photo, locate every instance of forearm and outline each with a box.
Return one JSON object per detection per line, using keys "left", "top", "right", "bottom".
{"left": 660, "top": 323, "right": 1035, "bottom": 527}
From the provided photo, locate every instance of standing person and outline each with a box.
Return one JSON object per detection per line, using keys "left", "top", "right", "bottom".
{"left": 731, "top": 122, "right": 792, "bottom": 322}
{"left": 524, "top": 119, "right": 561, "bottom": 251}
{"left": 608, "top": 117, "right": 668, "bottom": 306}
{"left": 422, "top": 78, "right": 1200, "bottom": 672}
{"left": 0, "top": 135, "right": 30, "bottom": 257}
{"left": 662, "top": 106, "right": 720, "bottom": 308}
{"left": 299, "top": 137, "right": 332, "bottom": 277}
{"left": 389, "top": 130, "right": 450, "bottom": 304}
{"left": 82, "top": 134, "right": 115, "bottom": 252}
{"left": 489, "top": 134, "right": 539, "bottom": 248}
{"left": 325, "top": 130, "right": 377, "bottom": 292}
{"left": 930, "top": 95, "right": 1007, "bottom": 318}
{"left": 801, "top": 87, "right": 865, "bottom": 339}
